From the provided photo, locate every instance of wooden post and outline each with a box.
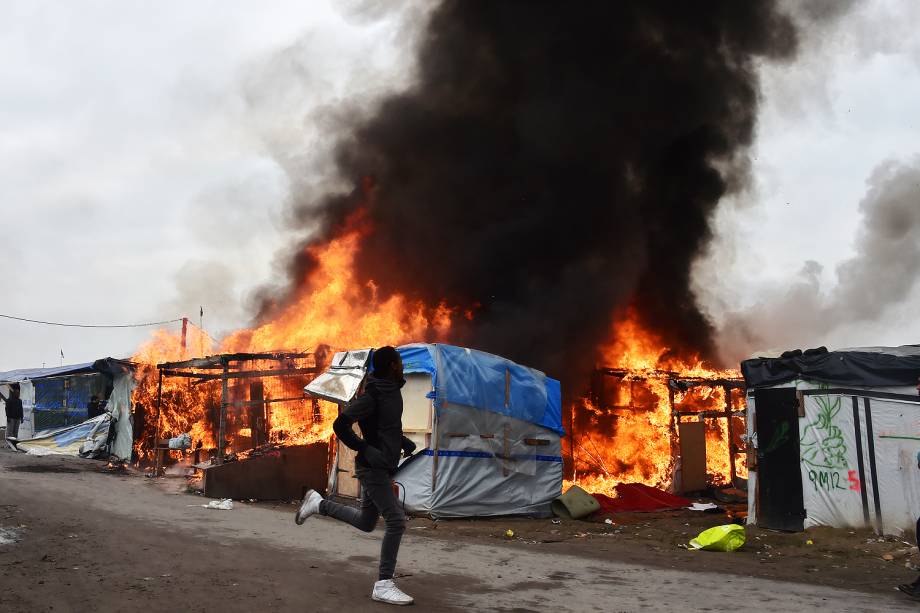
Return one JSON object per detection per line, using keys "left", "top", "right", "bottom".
{"left": 180, "top": 317, "right": 188, "bottom": 356}
{"left": 217, "top": 359, "right": 228, "bottom": 464}
{"left": 668, "top": 381, "right": 682, "bottom": 491}
{"left": 568, "top": 398, "right": 577, "bottom": 482}
{"left": 668, "top": 382, "right": 678, "bottom": 461}
{"left": 154, "top": 368, "right": 163, "bottom": 476}
{"left": 311, "top": 397, "right": 321, "bottom": 423}
{"left": 725, "top": 385, "right": 737, "bottom": 488}
{"left": 248, "top": 381, "right": 264, "bottom": 449}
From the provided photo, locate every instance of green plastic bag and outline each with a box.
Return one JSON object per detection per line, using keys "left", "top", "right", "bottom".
{"left": 688, "top": 523, "right": 746, "bottom": 551}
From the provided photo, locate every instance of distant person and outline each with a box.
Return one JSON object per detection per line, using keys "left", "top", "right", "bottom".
{"left": 294, "top": 346, "right": 416, "bottom": 606}
{"left": 87, "top": 395, "right": 104, "bottom": 419}
{"left": 1, "top": 384, "right": 24, "bottom": 441}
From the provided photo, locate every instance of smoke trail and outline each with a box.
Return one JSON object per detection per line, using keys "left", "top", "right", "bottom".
{"left": 269, "top": 2, "right": 799, "bottom": 388}
{"left": 717, "top": 158, "right": 920, "bottom": 360}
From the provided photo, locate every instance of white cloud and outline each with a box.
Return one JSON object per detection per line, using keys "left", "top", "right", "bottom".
{"left": 0, "top": 0, "right": 423, "bottom": 370}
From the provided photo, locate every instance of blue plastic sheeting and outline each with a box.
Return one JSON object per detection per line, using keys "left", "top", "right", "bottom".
{"left": 421, "top": 449, "right": 563, "bottom": 462}
{"left": 399, "top": 343, "right": 437, "bottom": 376}
{"left": 34, "top": 376, "right": 98, "bottom": 411}
{"left": 396, "top": 344, "right": 564, "bottom": 436}
{"left": 49, "top": 421, "right": 98, "bottom": 447}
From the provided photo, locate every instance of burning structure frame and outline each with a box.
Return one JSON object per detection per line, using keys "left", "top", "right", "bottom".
{"left": 588, "top": 368, "right": 746, "bottom": 490}
{"left": 152, "top": 351, "right": 323, "bottom": 475}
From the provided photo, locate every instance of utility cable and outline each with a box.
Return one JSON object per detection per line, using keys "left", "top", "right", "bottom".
{"left": 0, "top": 313, "right": 185, "bottom": 329}
{"left": 186, "top": 319, "right": 219, "bottom": 345}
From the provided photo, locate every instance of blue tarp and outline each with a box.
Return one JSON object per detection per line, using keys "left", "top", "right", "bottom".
{"left": 0, "top": 361, "right": 96, "bottom": 384}
{"left": 0, "top": 358, "right": 133, "bottom": 384}
{"left": 394, "top": 343, "right": 564, "bottom": 436}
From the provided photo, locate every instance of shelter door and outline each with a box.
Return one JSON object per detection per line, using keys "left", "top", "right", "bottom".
{"left": 755, "top": 388, "right": 805, "bottom": 531}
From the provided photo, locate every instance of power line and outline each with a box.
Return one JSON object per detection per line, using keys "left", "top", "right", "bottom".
{"left": 0, "top": 313, "right": 184, "bottom": 329}
{"left": 186, "top": 319, "right": 219, "bottom": 344}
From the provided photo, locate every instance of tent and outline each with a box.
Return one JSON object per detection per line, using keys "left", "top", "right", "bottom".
{"left": 306, "top": 343, "right": 564, "bottom": 518}
{"left": 0, "top": 358, "right": 136, "bottom": 460}
{"left": 741, "top": 346, "right": 920, "bottom": 536}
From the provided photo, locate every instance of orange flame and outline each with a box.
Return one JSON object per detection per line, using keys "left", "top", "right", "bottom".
{"left": 566, "top": 309, "right": 745, "bottom": 497}
{"left": 129, "top": 216, "right": 746, "bottom": 491}
{"left": 222, "top": 221, "right": 451, "bottom": 354}
{"left": 131, "top": 216, "right": 453, "bottom": 462}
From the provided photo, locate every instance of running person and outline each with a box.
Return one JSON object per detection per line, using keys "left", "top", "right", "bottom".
{"left": 295, "top": 346, "right": 416, "bottom": 606}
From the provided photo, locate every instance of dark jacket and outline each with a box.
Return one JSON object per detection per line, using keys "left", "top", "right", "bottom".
{"left": 87, "top": 399, "right": 104, "bottom": 419}
{"left": 333, "top": 376, "right": 406, "bottom": 474}
{"left": 5, "top": 397, "right": 23, "bottom": 420}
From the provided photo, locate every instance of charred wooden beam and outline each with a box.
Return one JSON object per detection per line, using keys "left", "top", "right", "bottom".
{"left": 160, "top": 366, "right": 321, "bottom": 382}
{"left": 221, "top": 396, "right": 307, "bottom": 408}
{"left": 157, "top": 351, "right": 311, "bottom": 371}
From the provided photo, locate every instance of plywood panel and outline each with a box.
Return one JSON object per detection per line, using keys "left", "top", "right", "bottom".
{"left": 402, "top": 373, "right": 433, "bottom": 432}
{"left": 679, "top": 420, "right": 707, "bottom": 493}
{"left": 335, "top": 420, "right": 361, "bottom": 498}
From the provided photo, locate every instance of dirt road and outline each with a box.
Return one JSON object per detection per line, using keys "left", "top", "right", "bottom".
{"left": 0, "top": 449, "right": 914, "bottom": 612}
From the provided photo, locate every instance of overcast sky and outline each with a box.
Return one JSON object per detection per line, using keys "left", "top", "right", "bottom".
{"left": 1, "top": 0, "right": 918, "bottom": 371}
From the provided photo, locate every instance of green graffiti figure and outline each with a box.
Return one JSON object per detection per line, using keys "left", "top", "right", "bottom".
{"left": 800, "top": 394, "right": 847, "bottom": 469}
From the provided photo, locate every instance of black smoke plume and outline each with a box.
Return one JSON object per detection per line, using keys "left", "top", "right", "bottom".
{"left": 272, "top": 1, "right": 799, "bottom": 389}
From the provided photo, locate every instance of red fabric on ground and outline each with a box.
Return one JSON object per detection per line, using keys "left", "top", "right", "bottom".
{"left": 593, "top": 483, "right": 691, "bottom": 514}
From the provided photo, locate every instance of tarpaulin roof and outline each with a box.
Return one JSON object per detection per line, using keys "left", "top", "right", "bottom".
{"left": 0, "top": 358, "right": 134, "bottom": 384}
{"left": 397, "top": 343, "right": 564, "bottom": 436}
{"left": 741, "top": 345, "right": 920, "bottom": 389}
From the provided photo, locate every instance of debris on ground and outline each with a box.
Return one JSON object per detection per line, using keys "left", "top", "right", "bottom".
{"left": 202, "top": 499, "right": 233, "bottom": 510}
{"left": 551, "top": 485, "right": 600, "bottom": 519}
{"left": 0, "top": 526, "right": 22, "bottom": 545}
{"left": 687, "top": 502, "right": 720, "bottom": 512}
{"left": 688, "top": 524, "right": 746, "bottom": 552}
{"left": 168, "top": 433, "right": 192, "bottom": 450}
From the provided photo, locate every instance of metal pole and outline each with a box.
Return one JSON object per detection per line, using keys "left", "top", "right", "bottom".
{"left": 218, "top": 359, "right": 229, "bottom": 464}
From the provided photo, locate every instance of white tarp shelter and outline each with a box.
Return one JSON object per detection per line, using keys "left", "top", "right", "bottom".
{"left": 742, "top": 345, "right": 920, "bottom": 536}
{"left": 306, "top": 343, "right": 564, "bottom": 518}
{"left": 0, "top": 358, "right": 136, "bottom": 459}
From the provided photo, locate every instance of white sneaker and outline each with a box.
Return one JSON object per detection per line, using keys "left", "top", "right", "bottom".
{"left": 371, "top": 579, "right": 414, "bottom": 605}
{"left": 294, "top": 489, "right": 323, "bottom": 525}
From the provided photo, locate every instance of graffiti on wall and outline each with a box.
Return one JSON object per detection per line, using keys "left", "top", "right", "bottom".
{"left": 800, "top": 394, "right": 859, "bottom": 493}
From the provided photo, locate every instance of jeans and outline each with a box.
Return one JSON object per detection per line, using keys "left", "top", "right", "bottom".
{"left": 320, "top": 469, "right": 406, "bottom": 580}
{"left": 5, "top": 418, "right": 20, "bottom": 440}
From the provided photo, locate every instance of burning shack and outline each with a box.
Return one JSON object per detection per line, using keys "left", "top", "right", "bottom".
{"left": 144, "top": 351, "right": 334, "bottom": 500}
{"left": 579, "top": 367, "right": 746, "bottom": 494}
{"left": 561, "top": 363, "right": 748, "bottom": 501}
